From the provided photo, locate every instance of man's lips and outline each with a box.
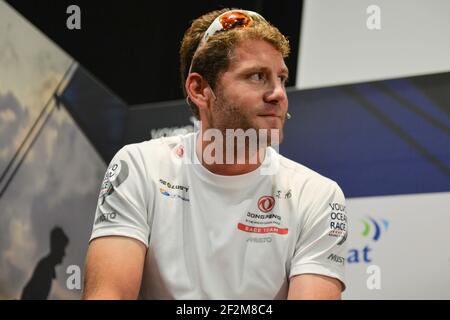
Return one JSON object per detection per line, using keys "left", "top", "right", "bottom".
{"left": 258, "top": 113, "right": 283, "bottom": 120}
{"left": 258, "top": 113, "right": 282, "bottom": 118}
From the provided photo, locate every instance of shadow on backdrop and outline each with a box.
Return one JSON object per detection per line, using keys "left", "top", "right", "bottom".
{"left": 20, "top": 226, "right": 69, "bottom": 300}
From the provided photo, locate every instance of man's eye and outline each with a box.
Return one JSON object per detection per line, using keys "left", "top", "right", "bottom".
{"left": 279, "top": 75, "right": 289, "bottom": 85}
{"left": 249, "top": 73, "right": 264, "bottom": 81}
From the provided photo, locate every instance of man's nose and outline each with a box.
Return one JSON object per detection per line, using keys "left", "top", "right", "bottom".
{"left": 264, "top": 79, "right": 287, "bottom": 105}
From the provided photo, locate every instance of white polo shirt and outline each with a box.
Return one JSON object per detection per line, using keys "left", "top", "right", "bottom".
{"left": 90, "top": 132, "right": 348, "bottom": 299}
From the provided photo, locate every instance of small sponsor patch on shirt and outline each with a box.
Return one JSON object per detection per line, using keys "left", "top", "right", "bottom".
{"left": 237, "top": 223, "right": 288, "bottom": 235}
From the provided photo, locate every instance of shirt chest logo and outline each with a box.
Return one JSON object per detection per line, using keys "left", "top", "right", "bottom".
{"left": 237, "top": 195, "right": 289, "bottom": 235}
{"left": 257, "top": 196, "right": 275, "bottom": 212}
{"left": 158, "top": 178, "right": 190, "bottom": 202}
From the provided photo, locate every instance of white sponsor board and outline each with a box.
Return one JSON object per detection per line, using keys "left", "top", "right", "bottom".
{"left": 344, "top": 191, "right": 450, "bottom": 299}
{"left": 298, "top": 0, "right": 450, "bottom": 89}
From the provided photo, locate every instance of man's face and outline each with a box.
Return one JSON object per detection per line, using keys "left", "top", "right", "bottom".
{"left": 209, "top": 38, "right": 289, "bottom": 143}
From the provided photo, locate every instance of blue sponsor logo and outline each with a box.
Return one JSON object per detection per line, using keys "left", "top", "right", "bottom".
{"left": 159, "top": 188, "right": 189, "bottom": 202}
{"left": 347, "top": 217, "right": 389, "bottom": 264}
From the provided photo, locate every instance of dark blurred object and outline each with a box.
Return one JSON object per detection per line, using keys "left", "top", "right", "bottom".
{"left": 6, "top": 0, "right": 302, "bottom": 105}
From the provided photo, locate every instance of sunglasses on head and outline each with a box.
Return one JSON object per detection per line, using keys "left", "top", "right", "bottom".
{"left": 188, "top": 10, "right": 266, "bottom": 74}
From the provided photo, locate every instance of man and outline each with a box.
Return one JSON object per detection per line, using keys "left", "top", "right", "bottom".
{"left": 83, "top": 8, "right": 348, "bottom": 300}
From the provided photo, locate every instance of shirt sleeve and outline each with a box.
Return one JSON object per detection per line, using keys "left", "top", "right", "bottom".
{"left": 89, "top": 145, "right": 151, "bottom": 247}
{"left": 290, "top": 180, "right": 348, "bottom": 291}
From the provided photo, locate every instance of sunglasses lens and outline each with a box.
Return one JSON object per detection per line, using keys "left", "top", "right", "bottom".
{"left": 219, "top": 11, "right": 252, "bottom": 31}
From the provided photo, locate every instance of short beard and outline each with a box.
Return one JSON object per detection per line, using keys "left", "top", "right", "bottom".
{"left": 210, "top": 92, "right": 253, "bottom": 134}
{"left": 208, "top": 90, "right": 282, "bottom": 150}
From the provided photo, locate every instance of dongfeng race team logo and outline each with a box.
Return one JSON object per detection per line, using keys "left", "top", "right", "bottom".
{"left": 258, "top": 196, "right": 275, "bottom": 213}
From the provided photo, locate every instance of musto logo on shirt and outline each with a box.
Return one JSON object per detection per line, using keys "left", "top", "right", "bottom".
{"left": 238, "top": 195, "right": 288, "bottom": 235}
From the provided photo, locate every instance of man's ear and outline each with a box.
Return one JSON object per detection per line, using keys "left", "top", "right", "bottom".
{"left": 185, "top": 73, "right": 211, "bottom": 111}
